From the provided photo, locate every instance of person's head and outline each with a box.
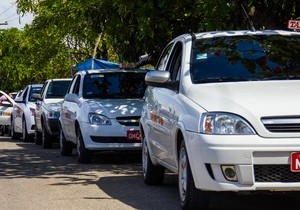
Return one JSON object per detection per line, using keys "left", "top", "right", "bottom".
{"left": 9, "top": 93, "right": 13, "bottom": 99}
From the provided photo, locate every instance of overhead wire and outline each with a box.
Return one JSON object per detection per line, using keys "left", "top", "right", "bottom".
{"left": 0, "top": 2, "right": 21, "bottom": 25}
{"left": 0, "top": 2, "right": 17, "bottom": 17}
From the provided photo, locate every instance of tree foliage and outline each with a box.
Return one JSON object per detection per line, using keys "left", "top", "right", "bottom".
{"left": 0, "top": 0, "right": 298, "bottom": 92}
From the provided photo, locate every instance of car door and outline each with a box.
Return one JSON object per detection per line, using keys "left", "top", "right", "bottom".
{"left": 14, "top": 86, "right": 29, "bottom": 133}
{"left": 35, "top": 81, "right": 48, "bottom": 132}
{"left": 62, "top": 75, "right": 81, "bottom": 142}
{"left": 149, "top": 41, "right": 184, "bottom": 168}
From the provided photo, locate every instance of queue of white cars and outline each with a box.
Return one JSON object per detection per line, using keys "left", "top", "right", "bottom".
{"left": 1, "top": 29, "right": 299, "bottom": 210}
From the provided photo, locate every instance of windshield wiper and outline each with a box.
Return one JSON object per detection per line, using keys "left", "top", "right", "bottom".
{"left": 195, "top": 77, "right": 250, "bottom": 83}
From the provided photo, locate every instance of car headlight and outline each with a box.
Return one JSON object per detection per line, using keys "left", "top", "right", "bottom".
{"left": 46, "top": 103, "right": 61, "bottom": 119}
{"left": 200, "top": 113, "right": 255, "bottom": 135}
{"left": 47, "top": 111, "right": 60, "bottom": 119}
{"left": 88, "top": 113, "right": 111, "bottom": 125}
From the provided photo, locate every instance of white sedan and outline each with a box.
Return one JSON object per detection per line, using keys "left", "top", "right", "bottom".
{"left": 59, "top": 69, "right": 147, "bottom": 163}
{"left": 11, "top": 84, "right": 43, "bottom": 141}
{"left": 140, "top": 30, "right": 300, "bottom": 209}
{"left": 0, "top": 90, "right": 15, "bottom": 136}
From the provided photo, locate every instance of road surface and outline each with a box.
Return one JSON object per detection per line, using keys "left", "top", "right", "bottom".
{"left": 0, "top": 136, "right": 299, "bottom": 210}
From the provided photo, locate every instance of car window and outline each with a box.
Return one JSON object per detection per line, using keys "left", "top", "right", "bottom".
{"left": 166, "top": 42, "right": 182, "bottom": 81}
{"left": 82, "top": 72, "right": 147, "bottom": 99}
{"left": 21, "top": 87, "right": 29, "bottom": 101}
{"left": 156, "top": 43, "right": 174, "bottom": 71}
{"left": 45, "top": 81, "right": 71, "bottom": 99}
{"left": 40, "top": 81, "right": 48, "bottom": 98}
{"left": 71, "top": 75, "right": 81, "bottom": 94}
{"left": 191, "top": 35, "right": 300, "bottom": 83}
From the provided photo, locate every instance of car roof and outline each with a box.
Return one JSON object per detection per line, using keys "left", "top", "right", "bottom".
{"left": 75, "top": 68, "right": 148, "bottom": 76}
{"left": 175, "top": 30, "right": 300, "bottom": 41}
{"left": 45, "top": 78, "right": 72, "bottom": 82}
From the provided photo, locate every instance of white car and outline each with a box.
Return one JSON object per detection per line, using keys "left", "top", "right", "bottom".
{"left": 59, "top": 69, "right": 147, "bottom": 163}
{"left": 11, "top": 84, "right": 43, "bottom": 141}
{"left": 33, "top": 78, "right": 72, "bottom": 148}
{"left": 140, "top": 30, "right": 300, "bottom": 209}
{"left": 0, "top": 90, "right": 15, "bottom": 136}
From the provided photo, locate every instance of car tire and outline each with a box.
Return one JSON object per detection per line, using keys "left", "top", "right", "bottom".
{"left": 42, "top": 124, "right": 52, "bottom": 149}
{"left": 60, "top": 127, "right": 73, "bottom": 156}
{"left": 76, "top": 127, "right": 91, "bottom": 163}
{"left": 22, "top": 117, "right": 32, "bottom": 142}
{"left": 0, "top": 126, "right": 4, "bottom": 136}
{"left": 35, "top": 128, "right": 42, "bottom": 145}
{"left": 142, "top": 136, "right": 165, "bottom": 185}
{"left": 11, "top": 118, "right": 21, "bottom": 140}
{"left": 178, "top": 141, "right": 210, "bottom": 210}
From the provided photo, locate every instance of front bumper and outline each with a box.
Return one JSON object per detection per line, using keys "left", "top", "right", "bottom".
{"left": 45, "top": 118, "right": 60, "bottom": 136}
{"left": 186, "top": 131, "right": 300, "bottom": 192}
{"left": 80, "top": 120, "right": 142, "bottom": 150}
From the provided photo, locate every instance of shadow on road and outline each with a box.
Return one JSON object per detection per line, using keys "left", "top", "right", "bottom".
{"left": 1, "top": 137, "right": 300, "bottom": 210}
{"left": 0, "top": 137, "right": 141, "bottom": 181}
{"left": 96, "top": 174, "right": 180, "bottom": 210}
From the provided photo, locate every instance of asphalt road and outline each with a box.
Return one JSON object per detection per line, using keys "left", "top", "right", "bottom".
{"left": 1, "top": 136, "right": 300, "bottom": 210}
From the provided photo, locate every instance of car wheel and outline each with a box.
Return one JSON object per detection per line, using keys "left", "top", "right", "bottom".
{"left": 76, "top": 127, "right": 91, "bottom": 163}
{"left": 22, "top": 117, "right": 32, "bottom": 142}
{"left": 178, "top": 141, "right": 210, "bottom": 210}
{"left": 0, "top": 126, "right": 4, "bottom": 136}
{"left": 142, "top": 136, "right": 165, "bottom": 185}
{"left": 35, "top": 128, "right": 42, "bottom": 145}
{"left": 42, "top": 124, "right": 52, "bottom": 149}
{"left": 60, "top": 127, "right": 73, "bottom": 156}
{"left": 10, "top": 118, "right": 21, "bottom": 140}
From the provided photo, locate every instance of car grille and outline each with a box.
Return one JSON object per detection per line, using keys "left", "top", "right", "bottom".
{"left": 261, "top": 117, "right": 300, "bottom": 133}
{"left": 254, "top": 164, "right": 300, "bottom": 182}
{"left": 116, "top": 116, "right": 140, "bottom": 126}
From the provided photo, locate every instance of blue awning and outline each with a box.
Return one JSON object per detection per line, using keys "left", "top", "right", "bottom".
{"left": 75, "top": 58, "right": 119, "bottom": 71}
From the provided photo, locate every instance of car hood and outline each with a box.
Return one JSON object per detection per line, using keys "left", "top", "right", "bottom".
{"left": 185, "top": 80, "right": 300, "bottom": 137}
{"left": 43, "top": 99, "right": 63, "bottom": 111}
{"left": 43, "top": 98, "right": 64, "bottom": 104}
{"left": 86, "top": 98, "right": 144, "bottom": 118}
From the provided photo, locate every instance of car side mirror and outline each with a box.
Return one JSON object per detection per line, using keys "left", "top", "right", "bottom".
{"left": 145, "top": 70, "right": 179, "bottom": 90}
{"left": 32, "top": 93, "right": 42, "bottom": 101}
{"left": 64, "top": 93, "right": 79, "bottom": 103}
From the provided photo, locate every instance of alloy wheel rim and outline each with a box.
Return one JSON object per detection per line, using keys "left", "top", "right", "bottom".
{"left": 179, "top": 147, "right": 187, "bottom": 203}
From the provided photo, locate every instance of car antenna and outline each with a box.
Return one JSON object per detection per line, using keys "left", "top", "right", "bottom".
{"left": 241, "top": 3, "right": 256, "bottom": 32}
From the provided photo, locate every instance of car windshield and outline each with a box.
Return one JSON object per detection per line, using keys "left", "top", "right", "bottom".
{"left": 83, "top": 71, "right": 147, "bottom": 99}
{"left": 46, "top": 81, "right": 71, "bottom": 99}
{"left": 29, "top": 86, "right": 42, "bottom": 102}
{"left": 191, "top": 35, "right": 300, "bottom": 83}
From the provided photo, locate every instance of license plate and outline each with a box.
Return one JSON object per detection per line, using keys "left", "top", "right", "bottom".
{"left": 290, "top": 152, "right": 300, "bottom": 172}
{"left": 127, "top": 130, "right": 141, "bottom": 141}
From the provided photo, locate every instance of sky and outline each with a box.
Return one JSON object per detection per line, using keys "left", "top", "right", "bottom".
{"left": 0, "top": 0, "right": 33, "bottom": 29}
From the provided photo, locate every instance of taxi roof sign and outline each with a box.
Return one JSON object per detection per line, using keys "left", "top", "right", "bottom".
{"left": 288, "top": 20, "right": 300, "bottom": 30}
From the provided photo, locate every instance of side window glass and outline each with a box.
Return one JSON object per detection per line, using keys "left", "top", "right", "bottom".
{"left": 72, "top": 75, "right": 81, "bottom": 94}
{"left": 167, "top": 42, "right": 183, "bottom": 81}
{"left": 156, "top": 43, "right": 174, "bottom": 71}
{"left": 40, "top": 81, "right": 48, "bottom": 98}
{"left": 22, "top": 87, "right": 29, "bottom": 101}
